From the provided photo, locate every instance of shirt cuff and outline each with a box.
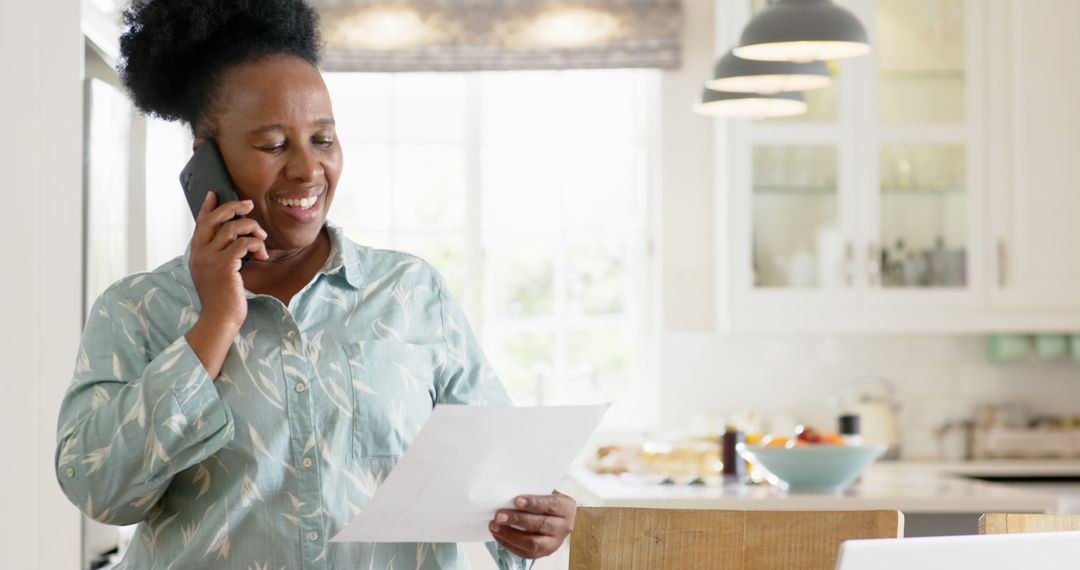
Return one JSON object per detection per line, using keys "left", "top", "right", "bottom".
{"left": 165, "top": 337, "right": 233, "bottom": 441}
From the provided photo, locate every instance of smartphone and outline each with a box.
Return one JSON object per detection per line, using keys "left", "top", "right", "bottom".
{"left": 179, "top": 138, "right": 253, "bottom": 266}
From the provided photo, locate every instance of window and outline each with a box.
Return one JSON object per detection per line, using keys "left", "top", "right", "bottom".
{"left": 324, "top": 70, "right": 656, "bottom": 425}
{"left": 84, "top": 78, "right": 132, "bottom": 308}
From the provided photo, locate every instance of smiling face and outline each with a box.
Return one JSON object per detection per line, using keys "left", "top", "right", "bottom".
{"left": 198, "top": 54, "right": 343, "bottom": 252}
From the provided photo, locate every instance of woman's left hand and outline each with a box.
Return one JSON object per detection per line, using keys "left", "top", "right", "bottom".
{"left": 489, "top": 490, "right": 576, "bottom": 559}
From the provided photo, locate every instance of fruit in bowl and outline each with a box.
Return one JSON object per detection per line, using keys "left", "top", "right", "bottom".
{"left": 739, "top": 425, "right": 886, "bottom": 494}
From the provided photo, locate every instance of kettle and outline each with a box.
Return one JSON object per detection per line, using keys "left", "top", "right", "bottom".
{"left": 837, "top": 378, "right": 902, "bottom": 460}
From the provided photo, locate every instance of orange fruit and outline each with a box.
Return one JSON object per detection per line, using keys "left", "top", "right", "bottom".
{"left": 821, "top": 433, "right": 846, "bottom": 446}
{"left": 764, "top": 435, "right": 789, "bottom": 448}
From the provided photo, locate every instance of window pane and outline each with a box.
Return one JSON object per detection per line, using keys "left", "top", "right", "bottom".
{"left": 145, "top": 118, "right": 194, "bottom": 269}
{"left": 393, "top": 73, "right": 467, "bottom": 142}
{"left": 485, "top": 329, "right": 557, "bottom": 405}
{"left": 480, "top": 71, "right": 564, "bottom": 144}
{"left": 85, "top": 79, "right": 131, "bottom": 306}
{"left": 323, "top": 73, "right": 393, "bottom": 141}
{"left": 567, "top": 327, "right": 631, "bottom": 401}
{"left": 486, "top": 239, "right": 556, "bottom": 317}
{"left": 567, "top": 242, "right": 627, "bottom": 315}
{"left": 752, "top": 145, "right": 841, "bottom": 288}
{"left": 878, "top": 0, "right": 966, "bottom": 124}
{"left": 333, "top": 143, "right": 392, "bottom": 233}
{"left": 393, "top": 144, "right": 467, "bottom": 231}
{"left": 481, "top": 145, "right": 562, "bottom": 232}
{"left": 560, "top": 70, "right": 641, "bottom": 144}
{"left": 879, "top": 144, "right": 967, "bottom": 288}
{"left": 562, "top": 147, "right": 645, "bottom": 233}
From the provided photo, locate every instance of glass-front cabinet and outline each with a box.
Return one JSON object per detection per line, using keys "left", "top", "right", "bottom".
{"left": 727, "top": 0, "right": 987, "bottom": 331}
{"left": 870, "top": 0, "right": 974, "bottom": 293}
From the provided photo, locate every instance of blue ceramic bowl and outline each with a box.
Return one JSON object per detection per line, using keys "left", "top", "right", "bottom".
{"left": 737, "top": 443, "right": 887, "bottom": 494}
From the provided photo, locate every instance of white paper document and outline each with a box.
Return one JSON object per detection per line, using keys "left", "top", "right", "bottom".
{"left": 330, "top": 404, "right": 608, "bottom": 544}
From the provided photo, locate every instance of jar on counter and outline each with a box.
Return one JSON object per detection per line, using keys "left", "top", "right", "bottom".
{"left": 838, "top": 414, "right": 863, "bottom": 446}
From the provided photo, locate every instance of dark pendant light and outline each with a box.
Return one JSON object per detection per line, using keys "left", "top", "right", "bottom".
{"left": 735, "top": 0, "right": 870, "bottom": 63}
{"left": 707, "top": 51, "right": 831, "bottom": 94}
{"left": 692, "top": 87, "right": 807, "bottom": 119}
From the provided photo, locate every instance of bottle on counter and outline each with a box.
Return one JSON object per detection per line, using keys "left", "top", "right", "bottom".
{"left": 838, "top": 413, "right": 863, "bottom": 446}
{"left": 721, "top": 427, "right": 746, "bottom": 482}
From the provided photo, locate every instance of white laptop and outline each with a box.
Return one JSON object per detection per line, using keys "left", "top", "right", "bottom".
{"left": 836, "top": 531, "right": 1080, "bottom": 570}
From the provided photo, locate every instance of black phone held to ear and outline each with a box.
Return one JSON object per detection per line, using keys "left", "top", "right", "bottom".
{"left": 179, "top": 139, "right": 254, "bottom": 268}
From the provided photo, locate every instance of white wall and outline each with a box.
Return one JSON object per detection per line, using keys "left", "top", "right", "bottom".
{"left": 0, "top": 0, "right": 84, "bottom": 567}
{"left": 658, "top": 0, "right": 716, "bottom": 332}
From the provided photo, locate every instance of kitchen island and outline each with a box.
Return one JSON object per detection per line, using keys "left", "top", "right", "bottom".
{"left": 563, "top": 461, "right": 1080, "bottom": 536}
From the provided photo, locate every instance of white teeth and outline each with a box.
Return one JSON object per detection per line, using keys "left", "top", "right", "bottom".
{"left": 274, "top": 195, "right": 317, "bottom": 209}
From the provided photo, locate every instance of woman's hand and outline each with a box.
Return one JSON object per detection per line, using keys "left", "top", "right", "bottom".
{"left": 188, "top": 193, "right": 269, "bottom": 330}
{"left": 489, "top": 490, "right": 576, "bottom": 560}
{"left": 185, "top": 193, "right": 269, "bottom": 379}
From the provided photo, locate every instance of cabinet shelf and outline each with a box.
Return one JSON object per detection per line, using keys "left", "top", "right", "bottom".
{"left": 753, "top": 185, "right": 963, "bottom": 195}
{"left": 881, "top": 185, "right": 965, "bottom": 195}
{"left": 753, "top": 185, "right": 835, "bottom": 195}
{"left": 879, "top": 69, "right": 966, "bottom": 80}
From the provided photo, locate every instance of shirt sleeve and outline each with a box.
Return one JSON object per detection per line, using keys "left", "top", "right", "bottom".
{"left": 55, "top": 286, "right": 235, "bottom": 526}
{"left": 432, "top": 270, "right": 514, "bottom": 408}
{"left": 430, "top": 270, "right": 528, "bottom": 570}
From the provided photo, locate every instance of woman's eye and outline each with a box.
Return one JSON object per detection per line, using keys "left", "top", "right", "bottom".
{"left": 260, "top": 144, "right": 285, "bottom": 153}
{"left": 314, "top": 138, "right": 334, "bottom": 147}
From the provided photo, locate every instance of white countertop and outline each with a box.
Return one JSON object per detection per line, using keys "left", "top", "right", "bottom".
{"left": 926, "top": 460, "right": 1080, "bottom": 478}
{"left": 563, "top": 461, "right": 1074, "bottom": 514}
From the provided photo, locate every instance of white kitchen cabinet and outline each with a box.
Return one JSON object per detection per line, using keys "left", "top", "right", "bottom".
{"left": 987, "top": 0, "right": 1080, "bottom": 323}
{"left": 718, "top": 0, "right": 1080, "bottom": 332}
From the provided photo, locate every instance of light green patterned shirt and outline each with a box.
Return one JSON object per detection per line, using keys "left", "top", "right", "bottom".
{"left": 56, "top": 222, "right": 526, "bottom": 569}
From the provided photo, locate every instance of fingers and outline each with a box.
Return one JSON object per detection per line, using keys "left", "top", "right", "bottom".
{"left": 225, "top": 236, "right": 269, "bottom": 263}
{"left": 512, "top": 493, "right": 576, "bottom": 517}
{"left": 489, "top": 524, "right": 558, "bottom": 559}
{"left": 193, "top": 197, "right": 255, "bottom": 245}
{"left": 208, "top": 218, "right": 267, "bottom": 251}
{"left": 493, "top": 510, "right": 563, "bottom": 536}
{"left": 196, "top": 191, "right": 217, "bottom": 219}
{"left": 489, "top": 492, "right": 577, "bottom": 560}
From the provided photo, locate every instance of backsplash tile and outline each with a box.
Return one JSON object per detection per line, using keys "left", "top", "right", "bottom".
{"left": 660, "top": 333, "right": 1080, "bottom": 459}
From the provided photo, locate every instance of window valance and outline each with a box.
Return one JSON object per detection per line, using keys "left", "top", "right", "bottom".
{"left": 311, "top": 0, "right": 682, "bottom": 71}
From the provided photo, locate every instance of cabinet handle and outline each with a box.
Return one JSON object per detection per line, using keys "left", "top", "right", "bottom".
{"left": 867, "top": 242, "right": 881, "bottom": 287}
{"left": 997, "top": 240, "right": 1008, "bottom": 288}
{"left": 844, "top": 241, "right": 855, "bottom": 287}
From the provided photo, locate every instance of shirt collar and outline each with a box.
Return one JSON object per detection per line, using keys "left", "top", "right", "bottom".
{"left": 320, "top": 220, "right": 365, "bottom": 289}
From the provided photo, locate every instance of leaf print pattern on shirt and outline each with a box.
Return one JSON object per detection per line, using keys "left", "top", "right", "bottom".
{"left": 55, "top": 223, "right": 526, "bottom": 570}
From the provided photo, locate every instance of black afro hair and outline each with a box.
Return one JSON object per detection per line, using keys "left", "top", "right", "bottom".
{"left": 119, "top": 0, "right": 322, "bottom": 131}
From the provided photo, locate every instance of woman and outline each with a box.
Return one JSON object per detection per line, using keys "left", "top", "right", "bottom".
{"left": 55, "top": 0, "right": 575, "bottom": 567}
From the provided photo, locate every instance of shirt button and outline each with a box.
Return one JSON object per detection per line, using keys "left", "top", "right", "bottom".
{"left": 66, "top": 467, "right": 75, "bottom": 478}
{"left": 308, "top": 531, "right": 319, "bottom": 542}
{"left": 302, "top": 457, "right": 313, "bottom": 468}
{"left": 287, "top": 330, "right": 297, "bottom": 339}
{"left": 295, "top": 382, "right": 308, "bottom": 393}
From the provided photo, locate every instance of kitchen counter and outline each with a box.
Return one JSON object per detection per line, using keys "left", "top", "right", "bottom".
{"left": 563, "top": 461, "right": 1067, "bottom": 514}
{"left": 928, "top": 460, "right": 1080, "bottom": 478}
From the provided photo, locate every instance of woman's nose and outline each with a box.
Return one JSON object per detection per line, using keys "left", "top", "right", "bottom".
{"left": 284, "top": 144, "right": 323, "bottom": 182}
